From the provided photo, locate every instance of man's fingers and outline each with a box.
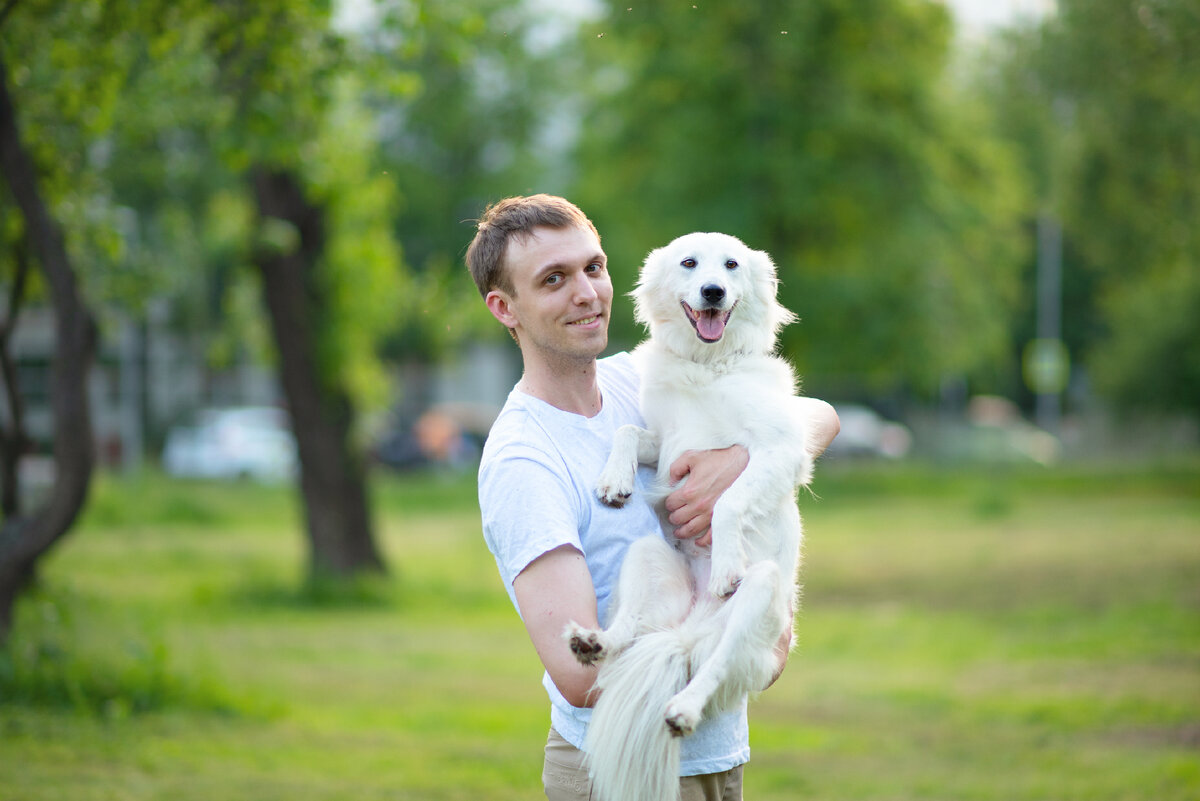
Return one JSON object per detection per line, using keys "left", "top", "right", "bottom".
{"left": 667, "top": 501, "right": 695, "bottom": 525}
{"left": 668, "top": 450, "right": 698, "bottom": 483}
{"left": 673, "top": 525, "right": 712, "bottom": 547}
{"left": 671, "top": 516, "right": 698, "bottom": 537}
{"left": 671, "top": 515, "right": 711, "bottom": 543}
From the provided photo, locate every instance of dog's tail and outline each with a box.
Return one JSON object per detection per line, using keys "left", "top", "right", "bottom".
{"left": 586, "top": 629, "right": 690, "bottom": 801}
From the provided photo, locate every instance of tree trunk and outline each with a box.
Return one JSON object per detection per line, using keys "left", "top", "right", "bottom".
{"left": 0, "top": 55, "right": 98, "bottom": 638}
{"left": 0, "top": 240, "right": 30, "bottom": 517}
{"left": 250, "top": 167, "right": 385, "bottom": 580}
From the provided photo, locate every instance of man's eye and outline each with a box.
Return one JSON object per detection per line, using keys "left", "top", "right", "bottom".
{"left": 586, "top": 263, "right": 603, "bottom": 273}
{"left": 546, "top": 274, "right": 563, "bottom": 285}
{"left": 681, "top": 258, "right": 697, "bottom": 269}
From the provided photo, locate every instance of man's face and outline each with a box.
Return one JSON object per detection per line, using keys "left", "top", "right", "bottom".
{"left": 486, "top": 225, "right": 613, "bottom": 368}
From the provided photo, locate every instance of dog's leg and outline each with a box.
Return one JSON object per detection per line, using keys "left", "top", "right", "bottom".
{"left": 664, "top": 561, "right": 785, "bottom": 737}
{"left": 708, "top": 493, "right": 749, "bottom": 600}
{"left": 565, "top": 535, "right": 691, "bottom": 665}
{"left": 596, "top": 425, "right": 660, "bottom": 507}
{"left": 706, "top": 443, "right": 808, "bottom": 599}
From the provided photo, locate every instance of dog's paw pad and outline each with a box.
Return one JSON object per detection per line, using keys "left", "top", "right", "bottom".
{"left": 664, "top": 702, "right": 699, "bottom": 738}
{"left": 595, "top": 462, "right": 637, "bottom": 508}
{"left": 564, "top": 623, "right": 607, "bottom": 665}
{"left": 595, "top": 486, "right": 631, "bottom": 508}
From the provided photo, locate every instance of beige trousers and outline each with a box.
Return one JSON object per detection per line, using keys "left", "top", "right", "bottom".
{"left": 542, "top": 726, "right": 744, "bottom": 801}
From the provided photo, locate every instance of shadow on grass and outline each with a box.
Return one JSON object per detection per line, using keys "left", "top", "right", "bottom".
{"left": 224, "top": 569, "right": 399, "bottom": 611}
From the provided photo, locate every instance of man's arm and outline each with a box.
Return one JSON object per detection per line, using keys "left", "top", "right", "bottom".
{"left": 664, "top": 446, "right": 749, "bottom": 546}
{"left": 512, "top": 544, "right": 601, "bottom": 708}
{"left": 797, "top": 397, "right": 840, "bottom": 459}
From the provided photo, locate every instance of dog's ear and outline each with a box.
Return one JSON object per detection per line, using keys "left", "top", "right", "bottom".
{"left": 631, "top": 244, "right": 670, "bottom": 328}
{"left": 750, "top": 247, "right": 798, "bottom": 335}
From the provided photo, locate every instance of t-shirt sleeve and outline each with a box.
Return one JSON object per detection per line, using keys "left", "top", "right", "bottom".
{"left": 479, "top": 442, "right": 583, "bottom": 611}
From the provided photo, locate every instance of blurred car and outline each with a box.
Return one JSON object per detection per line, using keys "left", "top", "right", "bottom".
{"left": 958, "top": 395, "right": 1061, "bottom": 464}
{"left": 372, "top": 401, "right": 498, "bottom": 472}
{"left": 826, "top": 404, "right": 913, "bottom": 459}
{"left": 161, "top": 406, "right": 297, "bottom": 482}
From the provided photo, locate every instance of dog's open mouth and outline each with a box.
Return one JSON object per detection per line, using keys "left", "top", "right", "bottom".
{"left": 682, "top": 301, "right": 735, "bottom": 342}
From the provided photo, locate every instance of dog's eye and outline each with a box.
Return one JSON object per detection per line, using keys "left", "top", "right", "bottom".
{"left": 725, "top": 260, "right": 738, "bottom": 270}
{"left": 681, "top": 258, "right": 697, "bottom": 269}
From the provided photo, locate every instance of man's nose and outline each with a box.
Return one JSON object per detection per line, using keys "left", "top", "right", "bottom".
{"left": 572, "top": 272, "right": 599, "bottom": 301}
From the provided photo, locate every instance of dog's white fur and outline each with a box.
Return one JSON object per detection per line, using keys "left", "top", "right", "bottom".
{"left": 564, "top": 232, "right": 815, "bottom": 801}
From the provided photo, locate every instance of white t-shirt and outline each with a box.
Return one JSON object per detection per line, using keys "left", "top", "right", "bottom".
{"left": 478, "top": 352, "right": 750, "bottom": 776}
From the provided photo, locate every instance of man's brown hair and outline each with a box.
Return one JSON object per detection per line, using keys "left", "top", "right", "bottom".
{"left": 465, "top": 194, "right": 600, "bottom": 298}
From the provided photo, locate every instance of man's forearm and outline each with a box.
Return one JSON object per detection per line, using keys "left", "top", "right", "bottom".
{"left": 763, "top": 619, "right": 795, "bottom": 690}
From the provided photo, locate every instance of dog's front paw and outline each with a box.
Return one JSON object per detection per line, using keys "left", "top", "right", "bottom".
{"left": 595, "top": 469, "right": 635, "bottom": 507}
{"left": 664, "top": 697, "right": 702, "bottom": 738}
{"left": 563, "top": 621, "right": 607, "bottom": 665}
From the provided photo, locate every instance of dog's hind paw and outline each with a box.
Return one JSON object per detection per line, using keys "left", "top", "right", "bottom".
{"left": 564, "top": 622, "right": 607, "bottom": 665}
{"left": 708, "top": 569, "right": 744, "bottom": 601}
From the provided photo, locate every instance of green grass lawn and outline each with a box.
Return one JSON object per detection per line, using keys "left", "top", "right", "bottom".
{"left": 1, "top": 459, "right": 1197, "bottom": 800}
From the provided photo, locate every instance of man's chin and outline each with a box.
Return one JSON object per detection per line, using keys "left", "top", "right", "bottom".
{"left": 582, "top": 335, "right": 609, "bottom": 359}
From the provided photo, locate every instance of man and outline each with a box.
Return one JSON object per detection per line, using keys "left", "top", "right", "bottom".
{"left": 467, "top": 194, "right": 838, "bottom": 800}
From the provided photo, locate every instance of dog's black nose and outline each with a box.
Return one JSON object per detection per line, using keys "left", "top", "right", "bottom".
{"left": 701, "top": 284, "right": 725, "bottom": 304}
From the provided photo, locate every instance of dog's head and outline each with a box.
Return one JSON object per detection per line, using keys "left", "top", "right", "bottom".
{"left": 633, "top": 232, "right": 796, "bottom": 359}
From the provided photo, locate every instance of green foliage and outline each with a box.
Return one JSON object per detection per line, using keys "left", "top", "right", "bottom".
{"left": 1, "top": 0, "right": 159, "bottom": 311}
{"left": 571, "top": 0, "right": 1029, "bottom": 397}
{"left": 5, "top": 0, "right": 1194, "bottom": 421}
{"left": 0, "top": 0, "right": 535, "bottom": 419}
{"left": 365, "top": 0, "right": 565, "bottom": 360}
{"left": 1092, "top": 261, "right": 1200, "bottom": 413}
{"left": 307, "top": 75, "right": 408, "bottom": 413}
{"left": 192, "top": 2, "right": 344, "bottom": 173}
{"left": 0, "top": 588, "right": 241, "bottom": 718}
{"left": 984, "top": 0, "right": 1200, "bottom": 417}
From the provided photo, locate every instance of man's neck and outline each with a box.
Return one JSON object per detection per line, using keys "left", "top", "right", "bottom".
{"left": 517, "top": 357, "right": 603, "bottom": 418}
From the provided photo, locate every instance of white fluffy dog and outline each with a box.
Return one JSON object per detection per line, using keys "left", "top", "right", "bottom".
{"left": 564, "top": 232, "right": 816, "bottom": 801}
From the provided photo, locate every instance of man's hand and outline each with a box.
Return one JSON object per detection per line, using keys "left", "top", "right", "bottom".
{"left": 664, "top": 445, "right": 749, "bottom": 547}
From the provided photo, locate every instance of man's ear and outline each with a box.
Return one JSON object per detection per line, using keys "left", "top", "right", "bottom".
{"left": 485, "top": 289, "right": 518, "bottom": 329}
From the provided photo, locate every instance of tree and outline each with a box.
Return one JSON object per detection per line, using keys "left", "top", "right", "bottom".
{"left": 0, "top": 0, "right": 559, "bottom": 611}
{"left": 0, "top": 52, "right": 98, "bottom": 635}
{"left": 0, "top": 0, "right": 400, "bottom": 589}
{"left": 0, "top": 0, "right": 167, "bottom": 634}
{"left": 207, "top": 1, "right": 562, "bottom": 576}
{"left": 984, "top": 0, "right": 1200, "bottom": 418}
{"left": 197, "top": 3, "right": 400, "bottom": 580}
{"left": 569, "top": 0, "right": 1029, "bottom": 401}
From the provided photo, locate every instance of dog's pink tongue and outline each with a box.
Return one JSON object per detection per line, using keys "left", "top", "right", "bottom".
{"left": 697, "top": 309, "right": 726, "bottom": 340}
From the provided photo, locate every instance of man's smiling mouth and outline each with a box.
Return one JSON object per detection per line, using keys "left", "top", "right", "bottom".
{"left": 569, "top": 315, "right": 601, "bottom": 326}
